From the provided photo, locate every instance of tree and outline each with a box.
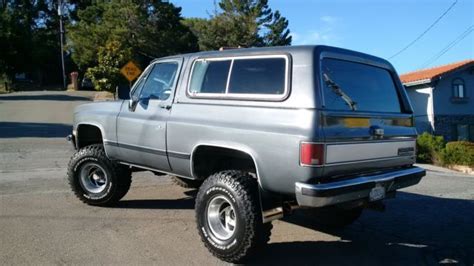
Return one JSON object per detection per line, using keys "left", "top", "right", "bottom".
{"left": 0, "top": 0, "right": 65, "bottom": 85}
{"left": 68, "top": 0, "right": 198, "bottom": 72}
{"left": 85, "top": 40, "right": 131, "bottom": 91}
{"left": 262, "top": 10, "right": 291, "bottom": 46}
{"left": 184, "top": 0, "right": 291, "bottom": 51}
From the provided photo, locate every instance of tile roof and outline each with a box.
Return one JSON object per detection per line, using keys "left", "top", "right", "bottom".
{"left": 399, "top": 59, "right": 474, "bottom": 85}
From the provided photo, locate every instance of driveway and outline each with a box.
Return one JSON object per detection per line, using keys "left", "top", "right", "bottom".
{"left": 0, "top": 91, "right": 473, "bottom": 265}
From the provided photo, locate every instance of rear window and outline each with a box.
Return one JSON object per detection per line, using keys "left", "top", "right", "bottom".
{"left": 321, "top": 58, "right": 402, "bottom": 113}
{"left": 188, "top": 56, "right": 288, "bottom": 100}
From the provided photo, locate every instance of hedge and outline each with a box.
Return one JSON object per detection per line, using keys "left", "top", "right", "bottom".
{"left": 441, "top": 141, "right": 474, "bottom": 167}
{"left": 416, "top": 133, "right": 474, "bottom": 167}
{"left": 416, "top": 132, "right": 445, "bottom": 164}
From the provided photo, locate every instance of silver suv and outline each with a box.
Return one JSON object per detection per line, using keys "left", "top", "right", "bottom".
{"left": 67, "top": 45, "right": 425, "bottom": 263}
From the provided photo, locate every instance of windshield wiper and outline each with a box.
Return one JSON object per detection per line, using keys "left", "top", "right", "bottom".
{"left": 323, "top": 73, "right": 357, "bottom": 111}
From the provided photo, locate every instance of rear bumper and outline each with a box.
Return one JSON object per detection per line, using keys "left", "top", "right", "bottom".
{"left": 295, "top": 166, "right": 425, "bottom": 207}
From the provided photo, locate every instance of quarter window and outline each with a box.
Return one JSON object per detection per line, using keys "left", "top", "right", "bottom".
{"left": 188, "top": 56, "right": 288, "bottom": 99}
{"left": 228, "top": 58, "right": 286, "bottom": 94}
{"left": 189, "top": 60, "right": 231, "bottom": 94}
{"left": 452, "top": 78, "right": 465, "bottom": 98}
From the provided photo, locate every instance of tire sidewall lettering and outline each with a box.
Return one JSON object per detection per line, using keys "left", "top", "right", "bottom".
{"left": 202, "top": 185, "right": 241, "bottom": 251}
{"left": 74, "top": 157, "right": 113, "bottom": 200}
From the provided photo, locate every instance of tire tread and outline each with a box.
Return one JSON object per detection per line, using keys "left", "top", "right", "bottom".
{"left": 196, "top": 170, "right": 272, "bottom": 263}
{"left": 67, "top": 144, "right": 131, "bottom": 206}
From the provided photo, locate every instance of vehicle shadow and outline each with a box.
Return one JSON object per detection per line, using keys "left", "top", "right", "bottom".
{"left": 0, "top": 122, "right": 71, "bottom": 138}
{"left": 249, "top": 192, "right": 474, "bottom": 265}
{"left": 0, "top": 94, "right": 91, "bottom": 101}
{"left": 114, "top": 189, "right": 197, "bottom": 210}
{"left": 115, "top": 197, "right": 195, "bottom": 210}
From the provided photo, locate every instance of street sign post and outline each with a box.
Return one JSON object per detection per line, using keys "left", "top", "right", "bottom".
{"left": 120, "top": 61, "right": 142, "bottom": 87}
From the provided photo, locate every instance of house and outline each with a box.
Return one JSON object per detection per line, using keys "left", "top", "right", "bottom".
{"left": 400, "top": 60, "right": 474, "bottom": 142}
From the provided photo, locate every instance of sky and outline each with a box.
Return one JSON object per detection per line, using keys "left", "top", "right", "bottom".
{"left": 171, "top": 0, "right": 474, "bottom": 74}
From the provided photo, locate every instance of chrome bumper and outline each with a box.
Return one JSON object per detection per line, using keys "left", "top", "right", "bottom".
{"left": 295, "top": 167, "right": 425, "bottom": 207}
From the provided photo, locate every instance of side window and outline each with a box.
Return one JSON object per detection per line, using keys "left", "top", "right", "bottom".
{"left": 452, "top": 78, "right": 465, "bottom": 98}
{"left": 139, "top": 62, "right": 179, "bottom": 100}
{"left": 131, "top": 67, "right": 151, "bottom": 99}
{"left": 189, "top": 60, "right": 231, "bottom": 94}
{"left": 188, "top": 56, "right": 288, "bottom": 100}
{"left": 228, "top": 58, "right": 286, "bottom": 94}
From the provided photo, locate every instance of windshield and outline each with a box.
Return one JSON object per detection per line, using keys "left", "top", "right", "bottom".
{"left": 321, "top": 58, "right": 402, "bottom": 113}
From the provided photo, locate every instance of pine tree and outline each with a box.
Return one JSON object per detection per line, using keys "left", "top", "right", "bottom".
{"left": 185, "top": 0, "right": 291, "bottom": 50}
{"left": 262, "top": 10, "right": 291, "bottom": 46}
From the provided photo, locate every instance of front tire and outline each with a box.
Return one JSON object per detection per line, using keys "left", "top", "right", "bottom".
{"left": 67, "top": 144, "right": 132, "bottom": 206}
{"left": 195, "top": 170, "right": 272, "bottom": 263}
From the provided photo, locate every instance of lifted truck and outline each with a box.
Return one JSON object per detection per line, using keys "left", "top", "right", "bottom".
{"left": 67, "top": 45, "right": 425, "bottom": 263}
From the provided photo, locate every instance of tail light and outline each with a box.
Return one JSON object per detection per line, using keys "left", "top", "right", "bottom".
{"left": 300, "top": 143, "right": 325, "bottom": 166}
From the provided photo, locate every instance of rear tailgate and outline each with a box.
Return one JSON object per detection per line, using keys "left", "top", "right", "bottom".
{"left": 319, "top": 57, "right": 416, "bottom": 178}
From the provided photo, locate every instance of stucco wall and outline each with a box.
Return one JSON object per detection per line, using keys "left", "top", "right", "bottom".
{"left": 406, "top": 84, "right": 433, "bottom": 133}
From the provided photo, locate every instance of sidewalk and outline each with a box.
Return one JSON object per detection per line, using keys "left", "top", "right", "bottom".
{"left": 415, "top": 163, "right": 471, "bottom": 175}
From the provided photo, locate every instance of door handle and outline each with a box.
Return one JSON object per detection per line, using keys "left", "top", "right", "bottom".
{"left": 159, "top": 103, "right": 172, "bottom": 110}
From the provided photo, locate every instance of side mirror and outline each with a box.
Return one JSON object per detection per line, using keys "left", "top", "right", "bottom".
{"left": 128, "top": 98, "right": 139, "bottom": 112}
{"left": 116, "top": 85, "right": 131, "bottom": 100}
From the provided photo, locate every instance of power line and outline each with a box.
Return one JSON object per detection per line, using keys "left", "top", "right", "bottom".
{"left": 419, "top": 25, "right": 473, "bottom": 68}
{"left": 388, "top": 0, "right": 458, "bottom": 60}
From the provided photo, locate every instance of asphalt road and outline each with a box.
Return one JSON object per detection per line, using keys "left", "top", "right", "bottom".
{"left": 1, "top": 91, "right": 473, "bottom": 265}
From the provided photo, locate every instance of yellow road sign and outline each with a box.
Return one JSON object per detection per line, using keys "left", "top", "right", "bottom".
{"left": 120, "top": 61, "right": 142, "bottom": 82}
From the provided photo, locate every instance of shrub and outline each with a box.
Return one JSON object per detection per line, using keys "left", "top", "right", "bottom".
{"left": 85, "top": 40, "right": 131, "bottom": 92}
{"left": 416, "top": 132, "right": 445, "bottom": 163}
{"left": 441, "top": 141, "right": 474, "bottom": 167}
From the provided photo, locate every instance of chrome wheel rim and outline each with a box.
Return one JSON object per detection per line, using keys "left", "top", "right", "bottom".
{"left": 79, "top": 162, "right": 108, "bottom": 194}
{"left": 207, "top": 195, "right": 237, "bottom": 241}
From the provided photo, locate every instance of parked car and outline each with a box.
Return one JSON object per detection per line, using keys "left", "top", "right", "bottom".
{"left": 67, "top": 45, "right": 425, "bottom": 263}
{"left": 80, "top": 77, "right": 94, "bottom": 90}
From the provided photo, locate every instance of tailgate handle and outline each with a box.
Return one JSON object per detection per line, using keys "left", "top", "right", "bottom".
{"left": 370, "top": 126, "right": 384, "bottom": 137}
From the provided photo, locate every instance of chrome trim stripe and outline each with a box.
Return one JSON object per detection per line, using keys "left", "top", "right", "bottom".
{"left": 325, "top": 155, "right": 414, "bottom": 166}
{"left": 104, "top": 141, "right": 190, "bottom": 159}
{"left": 325, "top": 140, "right": 416, "bottom": 164}
{"left": 299, "top": 139, "right": 416, "bottom": 167}
{"left": 168, "top": 151, "right": 191, "bottom": 160}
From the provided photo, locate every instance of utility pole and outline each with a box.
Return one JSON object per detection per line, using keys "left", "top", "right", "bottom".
{"left": 58, "top": 0, "right": 67, "bottom": 90}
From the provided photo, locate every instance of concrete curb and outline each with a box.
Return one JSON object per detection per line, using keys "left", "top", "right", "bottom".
{"left": 93, "top": 91, "right": 115, "bottom": 101}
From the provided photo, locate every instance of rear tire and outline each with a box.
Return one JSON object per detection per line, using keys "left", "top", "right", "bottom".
{"left": 171, "top": 176, "right": 202, "bottom": 189}
{"left": 195, "top": 170, "right": 272, "bottom": 263}
{"left": 307, "top": 206, "right": 363, "bottom": 228}
{"left": 67, "top": 144, "right": 132, "bottom": 206}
